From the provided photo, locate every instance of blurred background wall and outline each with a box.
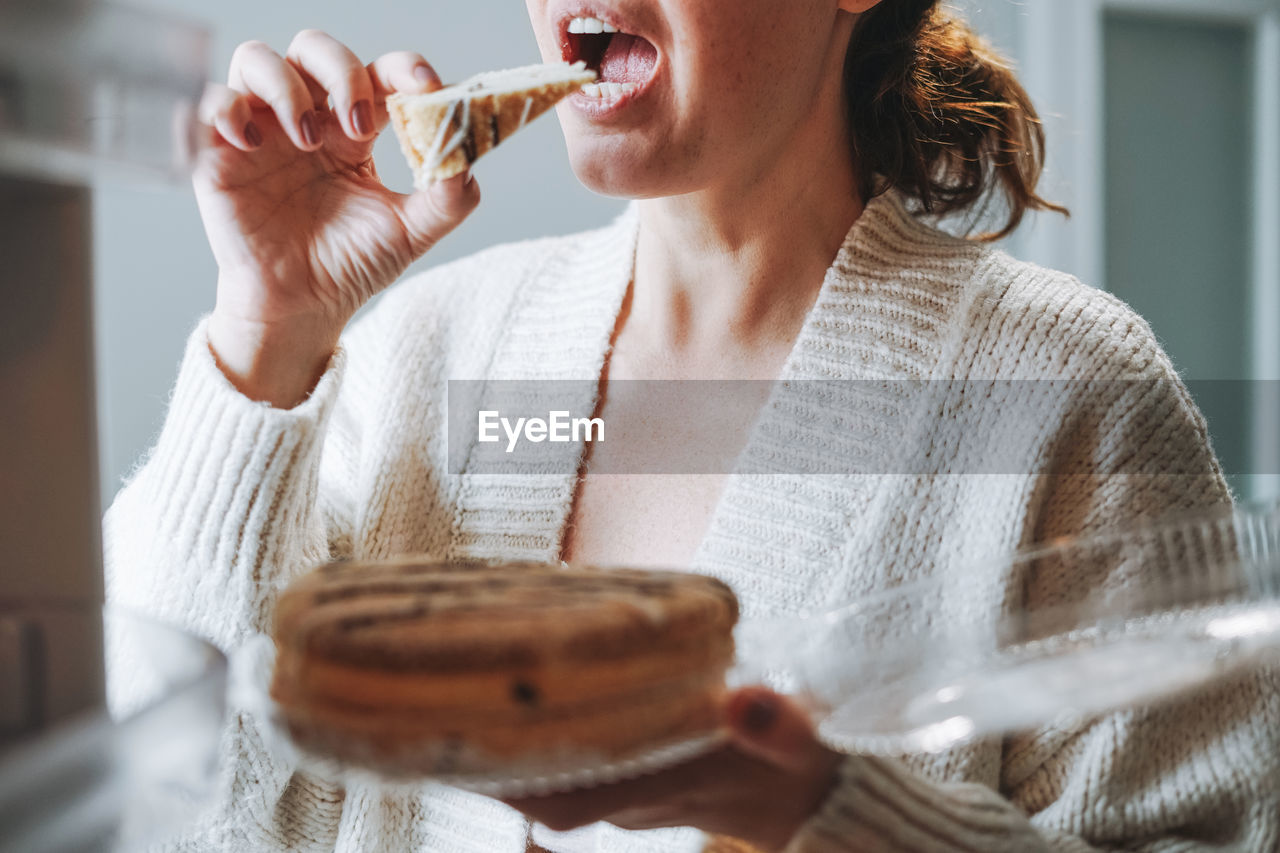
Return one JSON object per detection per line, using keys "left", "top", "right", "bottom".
{"left": 94, "top": 0, "right": 1279, "bottom": 506}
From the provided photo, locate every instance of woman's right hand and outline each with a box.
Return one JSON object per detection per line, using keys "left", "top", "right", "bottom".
{"left": 195, "top": 31, "right": 481, "bottom": 407}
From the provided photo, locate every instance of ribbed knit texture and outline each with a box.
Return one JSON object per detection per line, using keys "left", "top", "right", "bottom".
{"left": 104, "top": 193, "right": 1279, "bottom": 852}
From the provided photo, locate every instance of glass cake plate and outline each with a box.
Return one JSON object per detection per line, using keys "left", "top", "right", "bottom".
{"left": 0, "top": 607, "right": 227, "bottom": 853}
{"left": 733, "top": 501, "right": 1280, "bottom": 755}
{"left": 238, "top": 502, "right": 1280, "bottom": 791}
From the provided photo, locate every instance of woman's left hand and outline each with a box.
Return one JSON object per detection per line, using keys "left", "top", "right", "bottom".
{"left": 503, "top": 687, "right": 843, "bottom": 852}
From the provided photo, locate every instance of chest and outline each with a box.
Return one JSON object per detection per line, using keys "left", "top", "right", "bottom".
{"left": 556, "top": 307, "right": 795, "bottom": 564}
{"left": 560, "top": 473, "right": 726, "bottom": 568}
{"left": 558, "top": 375, "right": 773, "bottom": 568}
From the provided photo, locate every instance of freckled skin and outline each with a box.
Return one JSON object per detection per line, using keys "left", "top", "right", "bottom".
{"left": 523, "top": 0, "right": 851, "bottom": 199}
{"left": 498, "top": 4, "right": 879, "bottom": 845}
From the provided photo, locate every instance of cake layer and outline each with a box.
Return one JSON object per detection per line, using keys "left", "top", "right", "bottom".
{"left": 274, "top": 560, "right": 738, "bottom": 672}
{"left": 281, "top": 676, "right": 726, "bottom": 772}
{"left": 272, "top": 635, "right": 734, "bottom": 712}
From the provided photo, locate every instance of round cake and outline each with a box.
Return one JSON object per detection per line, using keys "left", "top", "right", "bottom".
{"left": 270, "top": 558, "right": 739, "bottom": 778}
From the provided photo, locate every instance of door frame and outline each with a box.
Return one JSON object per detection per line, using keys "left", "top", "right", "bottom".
{"left": 1017, "top": 0, "right": 1280, "bottom": 497}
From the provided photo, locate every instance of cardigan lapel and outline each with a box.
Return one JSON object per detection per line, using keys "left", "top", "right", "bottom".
{"left": 690, "top": 193, "right": 982, "bottom": 618}
{"left": 450, "top": 205, "right": 639, "bottom": 564}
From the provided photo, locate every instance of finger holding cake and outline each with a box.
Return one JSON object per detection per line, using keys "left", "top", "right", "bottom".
{"left": 503, "top": 687, "right": 843, "bottom": 852}
{"left": 212, "top": 33, "right": 441, "bottom": 150}
{"left": 195, "top": 32, "right": 481, "bottom": 409}
{"left": 283, "top": 29, "right": 380, "bottom": 142}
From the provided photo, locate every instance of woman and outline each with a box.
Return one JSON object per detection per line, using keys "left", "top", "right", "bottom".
{"left": 105, "top": 0, "right": 1278, "bottom": 850}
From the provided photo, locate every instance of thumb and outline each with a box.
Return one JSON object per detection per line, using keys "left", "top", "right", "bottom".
{"left": 724, "top": 687, "right": 827, "bottom": 773}
{"left": 397, "top": 170, "right": 481, "bottom": 256}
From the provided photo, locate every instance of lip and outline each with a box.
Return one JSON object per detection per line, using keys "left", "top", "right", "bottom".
{"left": 566, "top": 80, "right": 655, "bottom": 121}
{"left": 550, "top": 1, "right": 663, "bottom": 120}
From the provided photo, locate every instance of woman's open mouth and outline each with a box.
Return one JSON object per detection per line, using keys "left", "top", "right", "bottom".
{"left": 560, "top": 13, "right": 659, "bottom": 110}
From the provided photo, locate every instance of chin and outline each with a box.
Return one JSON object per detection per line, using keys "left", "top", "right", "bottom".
{"left": 563, "top": 132, "right": 689, "bottom": 200}
{"left": 569, "top": 152, "right": 651, "bottom": 199}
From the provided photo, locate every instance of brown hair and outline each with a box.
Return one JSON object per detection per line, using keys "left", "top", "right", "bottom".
{"left": 844, "top": 1, "right": 1068, "bottom": 240}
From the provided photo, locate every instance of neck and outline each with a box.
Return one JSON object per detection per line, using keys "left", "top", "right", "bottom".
{"left": 630, "top": 98, "right": 862, "bottom": 364}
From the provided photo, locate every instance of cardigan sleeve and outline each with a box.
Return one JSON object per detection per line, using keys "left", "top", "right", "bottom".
{"left": 103, "top": 316, "right": 352, "bottom": 649}
{"left": 785, "top": 357, "right": 1280, "bottom": 851}
{"left": 103, "top": 315, "right": 359, "bottom": 850}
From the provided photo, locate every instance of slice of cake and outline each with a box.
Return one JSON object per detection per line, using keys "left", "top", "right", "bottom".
{"left": 387, "top": 62, "right": 597, "bottom": 188}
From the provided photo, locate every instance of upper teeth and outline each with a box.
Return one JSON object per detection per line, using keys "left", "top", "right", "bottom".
{"left": 568, "top": 16, "right": 620, "bottom": 34}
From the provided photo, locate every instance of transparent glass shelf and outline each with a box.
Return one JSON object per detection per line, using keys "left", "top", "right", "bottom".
{"left": 0, "top": 607, "right": 227, "bottom": 853}
{"left": 0, "top": 2, "right": 209, "bottom": 186}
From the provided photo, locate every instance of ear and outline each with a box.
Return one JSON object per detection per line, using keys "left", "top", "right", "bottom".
{"left": 838, "top": 0, "right": 886, "bottom": 12}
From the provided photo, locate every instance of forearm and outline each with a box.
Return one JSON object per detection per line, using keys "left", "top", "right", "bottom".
{"left": 788, "top": 664, "right": 1279, "bottom": 853}
{"left": 787, "top": 755, "right": 1049, "bottom": 853}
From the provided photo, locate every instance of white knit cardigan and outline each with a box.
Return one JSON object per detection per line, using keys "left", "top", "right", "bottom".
{"left": 104, "top": 193, "right": 1279, "bottom": 852}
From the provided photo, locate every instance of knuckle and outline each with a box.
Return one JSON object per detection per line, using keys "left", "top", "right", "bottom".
{"left": 199, "top": 85, "right": 234, "bottom": 120}
{"left": 233, "top": 39, "right": 271, "bottom": 60}
{"left": 288, "top": 28, "right": 326, "bottom": 52}
{"left": 197, "top": 101, "right": 218, "bottom": 125}
{"left": 343, "top": 66, "right": 371, "bottom": 95}
{"left": 198, "top": 81, "right": 222, "bottom": 104}
{"left": 376, "top": 51, "right": 431, "bottom": 81}
{"left": 266, "top": 90, "right": 297, "bottom": 114}
{"left": 387, "top": 50, "right": 425, "bottom": 66}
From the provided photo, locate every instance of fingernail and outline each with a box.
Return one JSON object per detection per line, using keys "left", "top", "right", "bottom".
{"left": 351, "top": 100, "right": 374, "bottom": 136}
{"left": 300, "top": 110, "right": 320, "bottom": 147}
{"left": 463, "top": 168, "right": 474, "bottom": 186}
{"left": 743, "top": 696, "right": 778, "bottom": 734}
{"left": 243, "top": 121, "right": 263, "bottom": 148}
{"left": 413, "top": 64, "right": 436, "bottom": 89}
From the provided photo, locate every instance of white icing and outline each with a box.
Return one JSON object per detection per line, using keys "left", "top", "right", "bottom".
{"left": 517, "top": 96, "right": 533, "bottom": 132}
{"left": 425, "top": 97, "right": 459, "bottom": 175}
{"left": 409, "top": 62, "right": 594, "bottom": 106}
{"left": 458, "top": 61, "right": 594, "bottom": 95}
{"left": 426, "top": 96, "right": 471, "bottom": 176}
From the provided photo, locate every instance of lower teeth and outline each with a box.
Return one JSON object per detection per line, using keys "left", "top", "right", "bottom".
{"left": 580, "top": 81, "right": 636, "bottom": 100}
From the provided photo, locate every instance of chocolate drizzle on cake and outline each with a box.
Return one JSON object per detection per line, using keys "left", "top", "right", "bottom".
{"left": 510, "top": 680, "right": 540, "bottom": 707}
{"left": 280, "top": 560, "right": 738, "bottom": 671}
{"left": 461, "top": 124, "right": 478, "bottom": 165}
{"left": 334, "top": 601, "right": 430, "bottom": 633}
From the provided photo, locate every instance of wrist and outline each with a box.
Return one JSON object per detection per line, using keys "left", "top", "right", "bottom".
{"left": 206, "top": 310, "right": 342, "bottom": 409}
{"left": 770, "top": 753, "right": 843, "bottom": 852}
